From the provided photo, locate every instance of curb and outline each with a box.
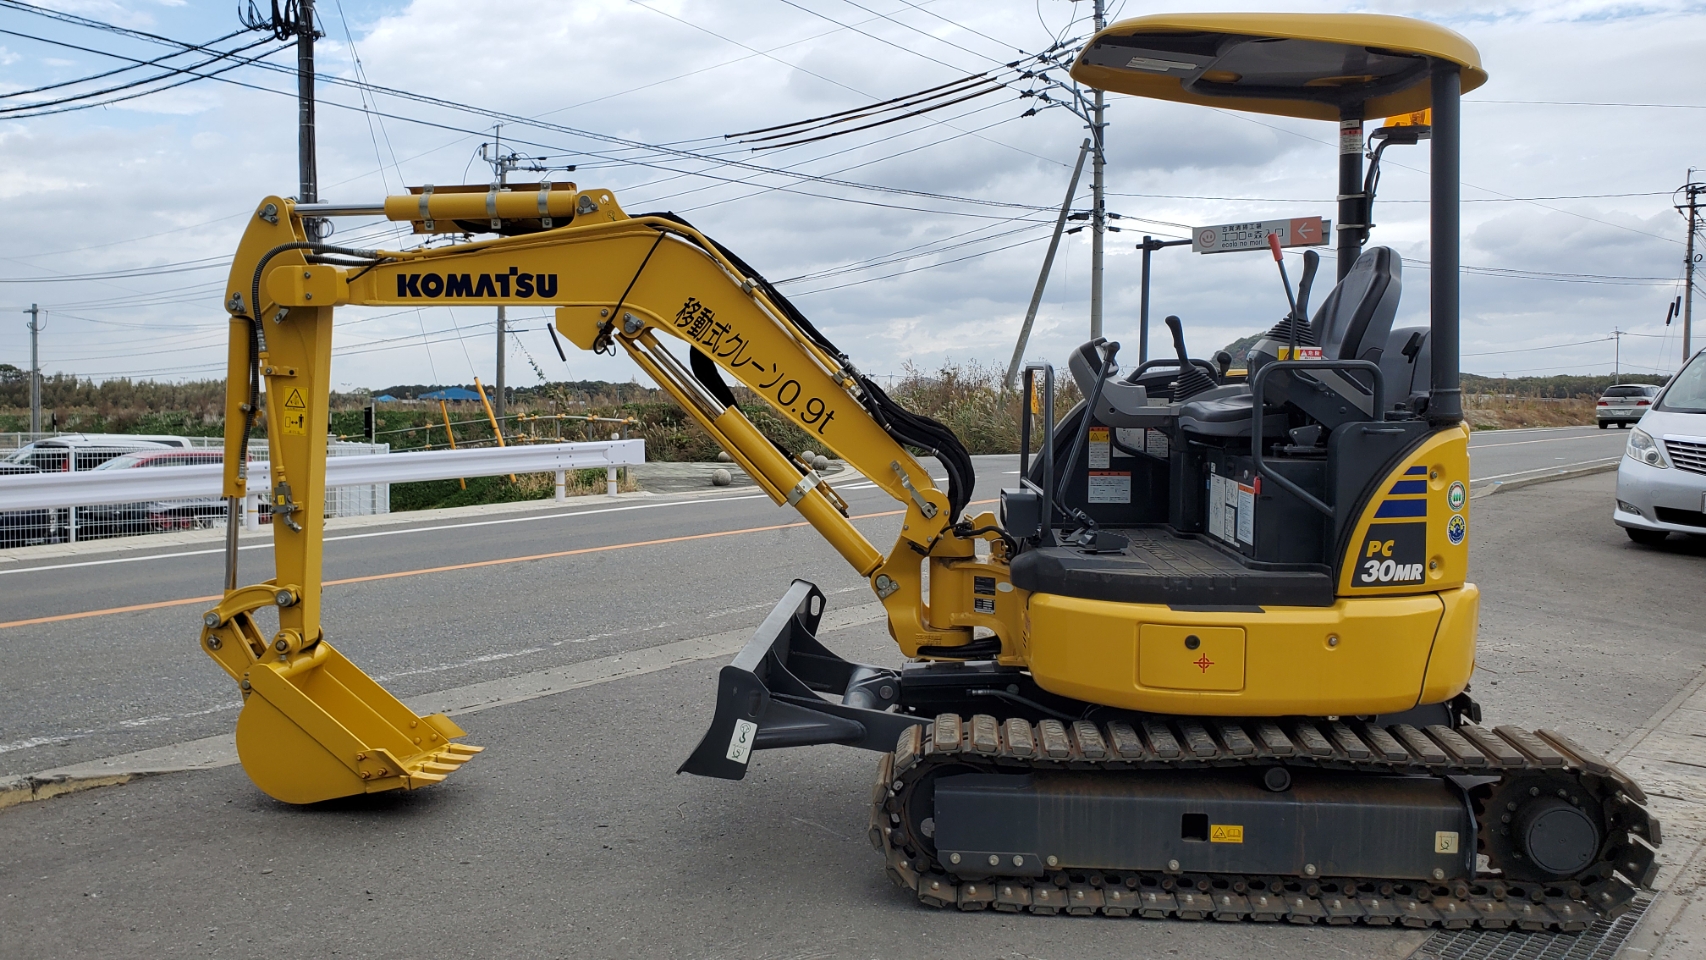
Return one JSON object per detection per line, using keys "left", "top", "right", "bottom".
{"left": 0, "top": 772, "right": 135, "bottom": 811}
{"left": 1470, "top": 459, "right": 1619, "bottom": 499}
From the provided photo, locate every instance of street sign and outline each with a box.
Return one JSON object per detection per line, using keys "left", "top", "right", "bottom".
{"left": 1192, "top": 217, "right": 1331, "bottom": 254}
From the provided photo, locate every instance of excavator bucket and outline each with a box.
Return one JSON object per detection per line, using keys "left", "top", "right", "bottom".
{"left": 201, "top": 585, "right": 481, "bottom": 804}
{"left": 209, "top": 197, "right": 486, "bottom": 804}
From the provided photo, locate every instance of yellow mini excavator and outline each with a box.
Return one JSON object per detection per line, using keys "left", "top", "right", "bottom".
{"left": 202, "top": 12, "right": 1658, "bottom": 930}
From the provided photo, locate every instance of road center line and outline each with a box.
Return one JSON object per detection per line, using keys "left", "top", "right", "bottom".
{"left": 0, "top": 492, "right": 779, "bottom": 577}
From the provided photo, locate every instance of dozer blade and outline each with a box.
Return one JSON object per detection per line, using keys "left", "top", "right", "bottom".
{"left": 679, "top": 580, "right": 920, "bottom": 780}
{"left": 204, "top": 599, "right": 479, "bottom": 804}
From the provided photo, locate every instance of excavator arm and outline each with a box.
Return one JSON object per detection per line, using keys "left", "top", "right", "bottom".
{"left": 204, "top": 187, "right": 1016, "bottom": 803}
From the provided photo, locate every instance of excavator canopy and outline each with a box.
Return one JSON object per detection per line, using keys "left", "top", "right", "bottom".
{"left": 1070, "top": 13, "right": 1486, "bottom": 121}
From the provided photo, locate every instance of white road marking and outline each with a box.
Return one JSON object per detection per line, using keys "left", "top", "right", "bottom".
{"left": 1472, "top": 457, "right": 1620, "bottom": 483}
{"left": 1471, "top": 433, "right": 1625, "bottom": 450}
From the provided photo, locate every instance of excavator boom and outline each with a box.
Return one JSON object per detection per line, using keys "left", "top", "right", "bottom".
{"left": 205, "top": 185, "right": 1002, "bottom": 804}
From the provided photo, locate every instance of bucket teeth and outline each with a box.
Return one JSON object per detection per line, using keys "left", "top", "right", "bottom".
{"left": 406, "top": 771, "right": 448, "bottom": 786}
{"left": 443, "top": 743, "right": 484, "bottom": 757}
{"left": 418, "top": 761, "right": 463, "bottom": 775}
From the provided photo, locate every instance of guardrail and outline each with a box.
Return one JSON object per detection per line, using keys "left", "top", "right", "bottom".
{"left": 0, "top": 439, "right": 644, "bottom": 545}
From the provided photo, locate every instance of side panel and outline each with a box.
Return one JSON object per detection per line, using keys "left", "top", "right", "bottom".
{"left": 1419, "top": 584, "right": 1479, "bottom": 704}
{"left": 1025, "top": 592, "right": 1443, "bottom": 715}
{"left": 1337, "top": 424, "right": 1471, "bottom": 596}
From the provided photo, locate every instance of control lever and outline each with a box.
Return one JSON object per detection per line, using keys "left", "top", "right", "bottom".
{"left": 1266, "top": 233, "right": 1302, "bottom": 361}
{"left": 1294, "top": 249, "right": 1320, "bottom": 324}
{"left": 1054, "top": 340, "right": 1129, "bottom": 553}
{"left": 1163, "top": 315, "right": 1217, "bottom": 400}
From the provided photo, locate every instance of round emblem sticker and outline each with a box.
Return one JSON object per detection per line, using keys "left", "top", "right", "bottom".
{"left": 1447, "top": 513, "right": 1466, "bottom": 545}
{"left": 1447, "top": 481, "right": 1466, "bottom": 512}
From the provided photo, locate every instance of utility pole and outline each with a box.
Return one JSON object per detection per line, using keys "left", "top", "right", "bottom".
{"left": 478, "top": 127, "right": 567, "bottom": 423}
{"left": 491, "top": 128, "right": 509, "bottom": 423}
{"left": 482, "top": 126, "right": 522, "bottom": 423}
{"left": 1682, "top": 170, "right": 1702, "bottom": 362}
{"left": 1006, "top": 139, "right": 1090, "bottom": 391}
{"left": 297, "top": 0, "right": 317, "bottom": 215}
{"left": 24, "top": 304, "right": 40, "bottom": 434}
{"left": 242, "top": 2, "right": 319, "bottom": 231}
{"left": 1613, "top": 327, "right": 1623, "bottom": 380}
{"left": 1088, "top": 0, "right": 1107, "bottom": 340}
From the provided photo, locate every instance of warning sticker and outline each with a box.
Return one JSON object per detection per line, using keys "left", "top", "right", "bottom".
{"left": 1339, "top": 118, "right": 1363, "bottom": 155}
{"left": 282, "top": 388, "right": 306, "bottom": 409}
{"left": 726, "top": 718, "right": 758, "bottom": 764}
{"left": 1236, "top": 482, "right": 1255, "bottom": 545}
{"left": 1146, "top": 429, "right": 1169, "bottom": 459}
{"left": 1087, "top": 471, "right": 1131, "bottom": 504}
{"left": 1088, "top": 426, "right": 1110, "bottom": 469}
{"left": 280, "top": 411, "right": 307, "bottom": 436}
{"left": 1434, "top": 831, "right": 1459, "bottom": 854}
{"left": 1208, "top": 473, "right": 1244, "bottom": 544}
{"left": 1211, "top": 824, "right": 1244, "bottom": 844}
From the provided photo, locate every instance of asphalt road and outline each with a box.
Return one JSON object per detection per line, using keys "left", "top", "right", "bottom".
{"left": 2, "top": 470, "right": 1702, "bottom": 960}
{"left": 0, "top": 428, "right": 1631, "bottom": 779}
{"left": 1463, "top": 424, "right": 1627, "bottom": 482}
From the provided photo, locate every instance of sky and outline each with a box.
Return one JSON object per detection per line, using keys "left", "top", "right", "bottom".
{"left": 1, "top": 0, "right": 1703, "bottom": 396}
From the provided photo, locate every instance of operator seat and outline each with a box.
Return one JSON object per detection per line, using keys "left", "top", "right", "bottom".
{"left": 1314, "top": 246, "right": 1402, "bottom": 366}
{"left": 1176, "top": 246, "right": 1404, "bottom": 437}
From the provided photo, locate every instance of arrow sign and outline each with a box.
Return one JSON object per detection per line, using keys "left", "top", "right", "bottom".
{"left": 1192, "top": 216, "right": 1331, "bottom": 254}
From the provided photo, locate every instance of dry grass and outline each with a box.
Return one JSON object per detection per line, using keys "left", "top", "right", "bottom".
{"left": 1463, "top": 395, "right": 1596, "bottom": 430}
{"left": 886, "top": 360, "right": 1081, "bottom": 455}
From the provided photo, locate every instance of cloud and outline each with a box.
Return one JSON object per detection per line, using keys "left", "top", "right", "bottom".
{"left": 0, "top": 0, "right": 1702, "bottom": 389}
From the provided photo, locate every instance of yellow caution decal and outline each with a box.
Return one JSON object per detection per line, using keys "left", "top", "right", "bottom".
{"left": 1211, "top": 824, "right": 1244, "bottom": 844}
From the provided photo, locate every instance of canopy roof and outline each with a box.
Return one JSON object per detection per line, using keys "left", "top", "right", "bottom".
{"left": 1070, "top": 13, "right": 1485, "bottom": 121}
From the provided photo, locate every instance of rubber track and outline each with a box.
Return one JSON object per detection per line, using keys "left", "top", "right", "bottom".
{"left": 868, "top": 713, "right": 1661, "bottom": 930}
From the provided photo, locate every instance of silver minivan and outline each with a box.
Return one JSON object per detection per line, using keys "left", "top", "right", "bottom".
{"left": 1615, "top": 351, "right": 1706, "bottom": 544}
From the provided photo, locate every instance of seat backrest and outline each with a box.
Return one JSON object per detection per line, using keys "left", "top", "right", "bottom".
{"left": 1312, "top": 246, "right": 1402, "bottom": 364}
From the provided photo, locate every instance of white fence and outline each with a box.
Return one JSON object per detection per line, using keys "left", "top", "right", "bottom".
{"left": 0, "top": 439, "right": 644, "bottom": 546}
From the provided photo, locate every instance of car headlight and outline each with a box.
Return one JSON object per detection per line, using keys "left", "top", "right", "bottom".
{"left": 1627, "top": 427, "right": 1670, "bottom": 468}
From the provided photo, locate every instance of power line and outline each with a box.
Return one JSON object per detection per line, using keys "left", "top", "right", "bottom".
{"left": 1463, "top": 337, "right": 1612, "bottom": 358}
{"left": 1106, "top": 190, "right": 1673, "bottom": 204}
{"left": 0, "top": 257, "right": 230, "bottom": 283}
{"left": 771, "top": 0, "right": 991, "bottom": 74}
{"left": 1470, "top": 99, "right": 1706, "bottom": 110}
{"left": 1206, "top": 106, "right": 1686, "bottom": 247}
{"left": 0, "top": 26, "right": 252, "bottom": 97}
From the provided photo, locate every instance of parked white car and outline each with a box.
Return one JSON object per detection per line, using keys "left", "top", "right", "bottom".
{"left": 1615, "top": 350, "right": 1706, "bottom": 545}
{"left": 1597, "top": 383, "right": 1661, "bottom": 428}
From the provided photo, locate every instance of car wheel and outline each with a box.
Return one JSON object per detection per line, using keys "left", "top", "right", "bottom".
{"left": 1627, "top": 527, "right": 1669, "bottom": 546}
{"left": 1599, "top": 422, "right": 1608, "bottom": 429}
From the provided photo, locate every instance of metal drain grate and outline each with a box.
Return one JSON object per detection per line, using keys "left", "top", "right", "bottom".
{"left": 1412, "top": 897, "right": 1651, "bottom": 960}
